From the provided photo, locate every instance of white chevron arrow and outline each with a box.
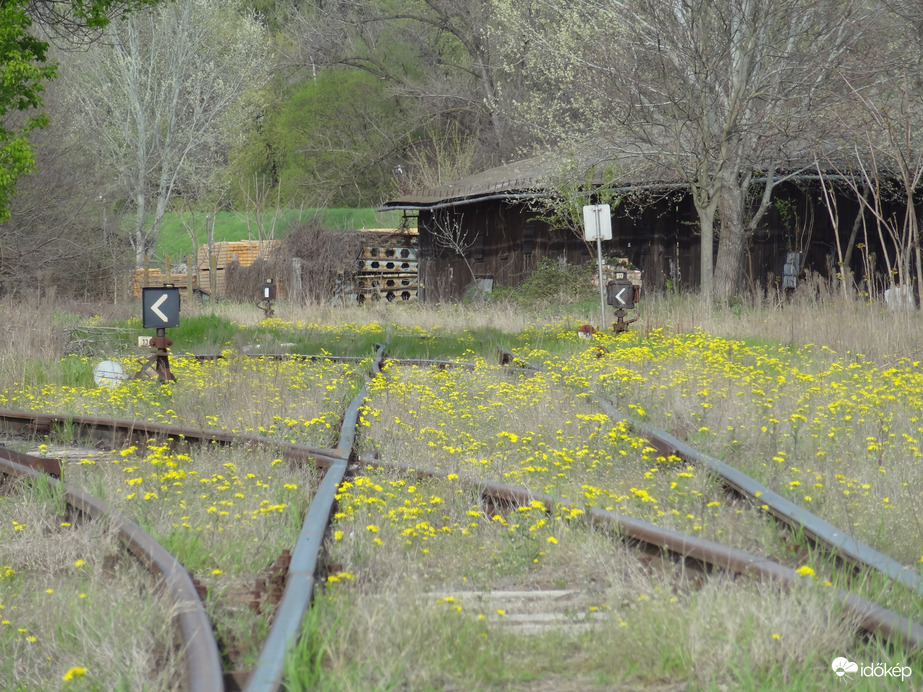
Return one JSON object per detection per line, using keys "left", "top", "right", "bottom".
{"left": 151, "top": 294, "right": 169, "bottom": 322}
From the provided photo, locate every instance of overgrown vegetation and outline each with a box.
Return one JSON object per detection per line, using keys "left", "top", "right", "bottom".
{"left": 491, "top": 257, "right": 597, "bottom": 309}
{"left": 2, "top": 294, "right": 923, "bottom": 689}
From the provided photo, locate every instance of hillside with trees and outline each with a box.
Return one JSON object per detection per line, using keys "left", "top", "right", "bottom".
{"left": 3, "top": 0, "right": 923, "bottom": 303}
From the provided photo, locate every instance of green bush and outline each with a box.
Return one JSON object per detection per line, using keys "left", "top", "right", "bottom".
{"left": 493, "top": 258, "right": 595, "bottom": 308}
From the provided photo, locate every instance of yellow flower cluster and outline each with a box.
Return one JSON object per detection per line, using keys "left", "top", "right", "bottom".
{"left": 0, "top": 353, "right": 364, "bottom": 448}
{"left": 361, "top": 357, "right": 739, "bottom": 539}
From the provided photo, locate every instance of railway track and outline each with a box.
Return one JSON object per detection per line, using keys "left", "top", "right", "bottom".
{"left": 1, "top": 346, "right": 921, "bottom": 690}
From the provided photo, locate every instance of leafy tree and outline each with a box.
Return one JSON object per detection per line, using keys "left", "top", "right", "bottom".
{"left": 252, "top": 68, "right": 411, "bottom": 208}
{"left": 0, "top": 0, "right": 161, "bottom": 222}
{"left": 280, "top": 0, "right": 532, "bottom": 190}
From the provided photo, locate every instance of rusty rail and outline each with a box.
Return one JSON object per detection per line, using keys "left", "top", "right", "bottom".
{"left": 0, "top": 452, "right": 225, "bottom": 692}
{"left": 244, "top": 344, "right": 386, "bottom": 692}
{"left": 372, "top": 460, "right": 923, "bottom": 652}
{"left": 586, "top": 397, "right": 923, "bottom": 597}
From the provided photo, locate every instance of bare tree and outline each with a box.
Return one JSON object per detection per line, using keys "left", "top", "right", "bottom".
{"left": 506, "top": 0, "right": 878, "bottom": 302}
{"left": 0, "top": 74, "right": 128, "bottom": 300}
{"left": 64, "top": 0, "right": 269, "bottom": 267}
{"left": 431, "top": 210, "right": 480, "bottom": 289}
{"left": 822, "top": 5, "right": 923, "bottom": 308}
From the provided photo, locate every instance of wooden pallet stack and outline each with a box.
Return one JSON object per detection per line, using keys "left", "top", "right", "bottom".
{"left": 131, "top": 268, "right": 200, "bottom": 298}
{"left": 350, "top": 240, "right": 419, "bottom": 303}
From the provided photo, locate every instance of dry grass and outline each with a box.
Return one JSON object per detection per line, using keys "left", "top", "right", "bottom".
{"left": 638, "top": 287, "right": 923, "bottom": 362}
{"left": 203, "top": 297, "right": 537, "bottom": 334}
{"left": 0, "top": 477, "right": 184, "bottom": 690}
{"left": 302, "top": 469, "right": 866, "bottom": 691}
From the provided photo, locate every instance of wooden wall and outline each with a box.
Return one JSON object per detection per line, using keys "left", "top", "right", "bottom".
{"left": 414, "top": 182, "right": 886, "bottom": 303}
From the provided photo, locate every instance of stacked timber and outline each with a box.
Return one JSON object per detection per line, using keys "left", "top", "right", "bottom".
{"left": 131, "top": 268, "right": 200, "bottom": 298}
{"left": 196, "top": 240, "right": 281, "bottom": 296}
{"left": 132, "top": 240, "right": 281, "bottom": 298}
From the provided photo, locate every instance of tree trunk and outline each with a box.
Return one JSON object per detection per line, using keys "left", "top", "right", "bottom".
{"left": 691, "top": 190, "right": 718, "bottom": 305}
{"left": 713, "top": 224, "right": 748, "bottom": 302}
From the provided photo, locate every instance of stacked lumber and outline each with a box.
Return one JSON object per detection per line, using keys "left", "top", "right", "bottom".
{"left": 131, "top": 269, "right": 200, "bottom": 298}
{"left": 196, "top": 240, "right": 281, "bottom": 296}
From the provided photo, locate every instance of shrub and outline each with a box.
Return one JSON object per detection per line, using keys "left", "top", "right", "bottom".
{"left": 493, "top": 257, "right": 595, "bottom": 308}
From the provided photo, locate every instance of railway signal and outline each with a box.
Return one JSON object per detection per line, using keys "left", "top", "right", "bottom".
{"left": 257, "top": 278, "right": 276, "bottom": 317}
{"left": 137, "top": 285, "right": 180, "bottom": 382}
{"left": 142, "top": 286, "right": 181, "bottom": 329}
{"left": 606, "top": 271, "right": 639, "bottom": 332}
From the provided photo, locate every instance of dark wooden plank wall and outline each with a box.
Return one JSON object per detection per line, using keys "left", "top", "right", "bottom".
{"left": 416, "top": 184, "right": 896, "bottom": 303}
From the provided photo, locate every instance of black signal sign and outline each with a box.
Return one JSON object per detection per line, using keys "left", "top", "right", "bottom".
{"left": 142, "top": 287, "right": 181, "bottom": 329}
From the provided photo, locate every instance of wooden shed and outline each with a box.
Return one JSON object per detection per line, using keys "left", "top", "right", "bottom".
{"left": 379, "top": 153, "right": 869, "bottom": 303}
{"left": 379, "top": 155, "right": 703, "bottom": 302}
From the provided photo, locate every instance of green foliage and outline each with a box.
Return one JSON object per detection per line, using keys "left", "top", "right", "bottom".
{"left": 0, "top": 0, "right": 164, "bottom": 221}
{"left": 169, "top": 314, "right": 239, "bottom": 352}
{"left": 493, "top": 257, "right": 595, "bottom": 308}
{"left": 21, "top": 356, "right": 95, "bottom": 388}
{"left": 286, "top": 595, "right": 346, "bottom": 691}
{"left": 239, "top": 68, "right": 408, "bottom": 208}
{"left": 153, "top": 208, "right": 405, "bottom": 264}
{"left": 0, "top": 5, "right": 54, "bottom": 222}
{"left": 533, "top": 161, "right": 622, "bottom": 239}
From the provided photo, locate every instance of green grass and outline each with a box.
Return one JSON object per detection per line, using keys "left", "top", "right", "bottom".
{"left": 152, "top": 209, "right": 407, "bottom": 264}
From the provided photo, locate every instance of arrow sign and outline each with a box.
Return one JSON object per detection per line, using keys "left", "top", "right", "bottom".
{"left": 151, "top": 294, "right": 170, "bottom": 322}
{"left": 606, "top": 280, "right": 635, "bottom": 309}
{"left": 142, "top": 286, "right": 181, "bottom": 329}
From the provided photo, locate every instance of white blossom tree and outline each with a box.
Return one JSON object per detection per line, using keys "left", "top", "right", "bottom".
{"left": 503, "top": 0, "right": 880, "bottom": 302}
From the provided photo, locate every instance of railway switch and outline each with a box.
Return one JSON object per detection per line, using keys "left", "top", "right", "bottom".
{"left": 606, "top": 272, "right": 640, "bottom": 332}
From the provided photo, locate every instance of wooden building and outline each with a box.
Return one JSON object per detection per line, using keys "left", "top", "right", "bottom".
{"left": 380, "top": 154, "right": 871, "bottom": 303}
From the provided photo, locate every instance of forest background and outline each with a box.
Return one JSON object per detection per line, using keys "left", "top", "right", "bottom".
{"left": 3, "top": 0, "right": 923, "bottom": 303}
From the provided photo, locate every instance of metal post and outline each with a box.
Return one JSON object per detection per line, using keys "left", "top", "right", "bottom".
{"left": 595, "top": 207, "right": 606, "bottom": 330}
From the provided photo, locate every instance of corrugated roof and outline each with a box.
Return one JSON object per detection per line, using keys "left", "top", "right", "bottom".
{"left": 380, "top": 148, "right": 685, "bottom": 211}
{"left": 382, "top": 155, "right": 561, "bottom": 210}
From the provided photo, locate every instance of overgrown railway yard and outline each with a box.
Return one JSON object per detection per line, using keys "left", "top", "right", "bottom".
{"left": 2, "top": 300, "right": 923, "bottom": 690}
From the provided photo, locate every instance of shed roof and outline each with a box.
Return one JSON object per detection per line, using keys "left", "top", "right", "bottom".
{"left": 380, "top": 148, "right": 687, "bottom": 211}
{"left": 381, "top": 155, "right": 561, "bottom": 211}
{"left": 380, "top": 140, "right": 861, "bottom": 213}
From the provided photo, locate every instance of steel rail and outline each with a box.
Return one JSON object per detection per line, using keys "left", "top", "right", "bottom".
{"left": 0, "top": 452, "right": 225, "bottom": 692}
{"left": 244, "top": 344, "right": 385, "bottom": 692}
{"left": 383, "top": 355, "right": 923, "bottom": 597}
{"left": 0, "top": 409, "right": 347, "bottom": 470}
{"left": 589, "top": 397, "right": 923, "bottom": 597}
{"left": 370, "top": 460, "right": 923, "bottom": 652}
